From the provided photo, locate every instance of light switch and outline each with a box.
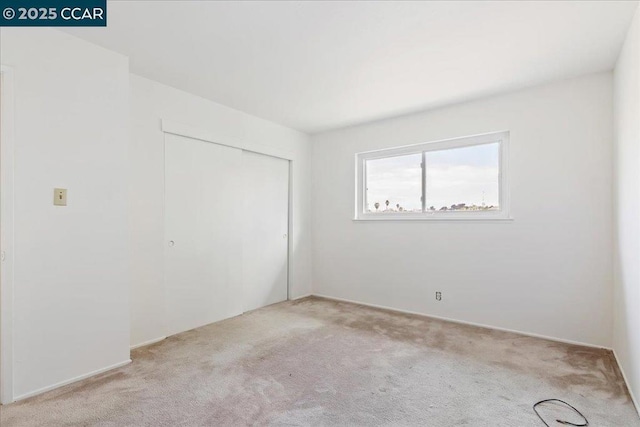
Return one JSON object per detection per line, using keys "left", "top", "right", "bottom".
{"left": 53, "top": 188, "right": 67, "bottom": 206}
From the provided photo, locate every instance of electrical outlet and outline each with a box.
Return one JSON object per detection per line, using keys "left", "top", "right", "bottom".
{"left": 435, "top": 291, "right": 442, "bottom": 301}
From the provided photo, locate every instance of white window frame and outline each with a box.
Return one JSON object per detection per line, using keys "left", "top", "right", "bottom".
{"left": 355, "top": 131, "right": 510, "bottom": 221}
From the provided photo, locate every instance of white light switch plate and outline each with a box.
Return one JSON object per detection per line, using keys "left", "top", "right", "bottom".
{"left": 53, "top": 188, "right": 67, "bottom": 206}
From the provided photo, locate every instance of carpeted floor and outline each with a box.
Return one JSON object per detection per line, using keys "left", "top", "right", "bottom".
{"left": 1, "top": 296, "right": 638, "bottom": 426}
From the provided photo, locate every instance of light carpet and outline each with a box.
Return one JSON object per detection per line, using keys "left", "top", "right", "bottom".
{"left": 1, "top": 296, "right": 638, "bottom": 426}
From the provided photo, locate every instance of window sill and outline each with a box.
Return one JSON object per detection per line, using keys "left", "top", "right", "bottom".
{"left": 353, "top": 216, "right": 514, "bottom": 222}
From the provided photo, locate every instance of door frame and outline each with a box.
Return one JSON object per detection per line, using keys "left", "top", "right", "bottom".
{"left": 0, "top": 64, "right": 16, "bottom": 404}
{"left": 161, "top": 120, "right": 295, "bottom": 301}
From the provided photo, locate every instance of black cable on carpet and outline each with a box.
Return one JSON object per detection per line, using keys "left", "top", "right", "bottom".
{"left": 533, "top": 399, "right": 588, "bottom": 426}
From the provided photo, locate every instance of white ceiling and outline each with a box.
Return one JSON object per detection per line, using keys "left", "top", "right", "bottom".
{"left": 64, "top": 1, "right": 638, "bottom": 134}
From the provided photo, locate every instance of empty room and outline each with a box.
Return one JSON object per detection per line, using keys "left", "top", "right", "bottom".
{"left": 0, "top": 0, "right": 639, "bottom": 425}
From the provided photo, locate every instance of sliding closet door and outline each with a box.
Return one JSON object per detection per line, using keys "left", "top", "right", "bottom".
{"left": 164, "top": 134, "right": 243, "bottom": 336}
{"left": 242, "top": 151, "right": 289, "bottom": 312}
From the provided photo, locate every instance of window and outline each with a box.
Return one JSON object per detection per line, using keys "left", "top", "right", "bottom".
{"left": 355, "top": 131, "right": 509, "bottom": 220}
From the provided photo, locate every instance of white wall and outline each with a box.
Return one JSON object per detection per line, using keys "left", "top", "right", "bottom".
{"left": 311, "top": 73, "right": 614, "bottom": 347}
{"left": 613, "top": 6, "right": 640, "bottom": 408}
{"left": 130, "top": 75, "right": 313, "bottom": 348}
{"left": 0, "top": 29, "right": 131, "bottom": 400}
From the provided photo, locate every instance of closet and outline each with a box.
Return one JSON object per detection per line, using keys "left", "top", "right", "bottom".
{"left": 164, "top": 133, "right": 289, "bottom": 336}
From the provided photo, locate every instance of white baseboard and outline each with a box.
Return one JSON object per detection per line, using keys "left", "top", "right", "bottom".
{"left": 12, "top": 359, "right": 131, "bottom": 403}
{"left": 130, "top": 336, "right": 166, "bottom": 350}
{"left": 311, "top": 294, "right": 610, "bottom": 350}
{"left": 613, "top": 349, "right": 640, "bottom": 417}
{"left": 290, "top": 293, "right": 312, "bottom": 300}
